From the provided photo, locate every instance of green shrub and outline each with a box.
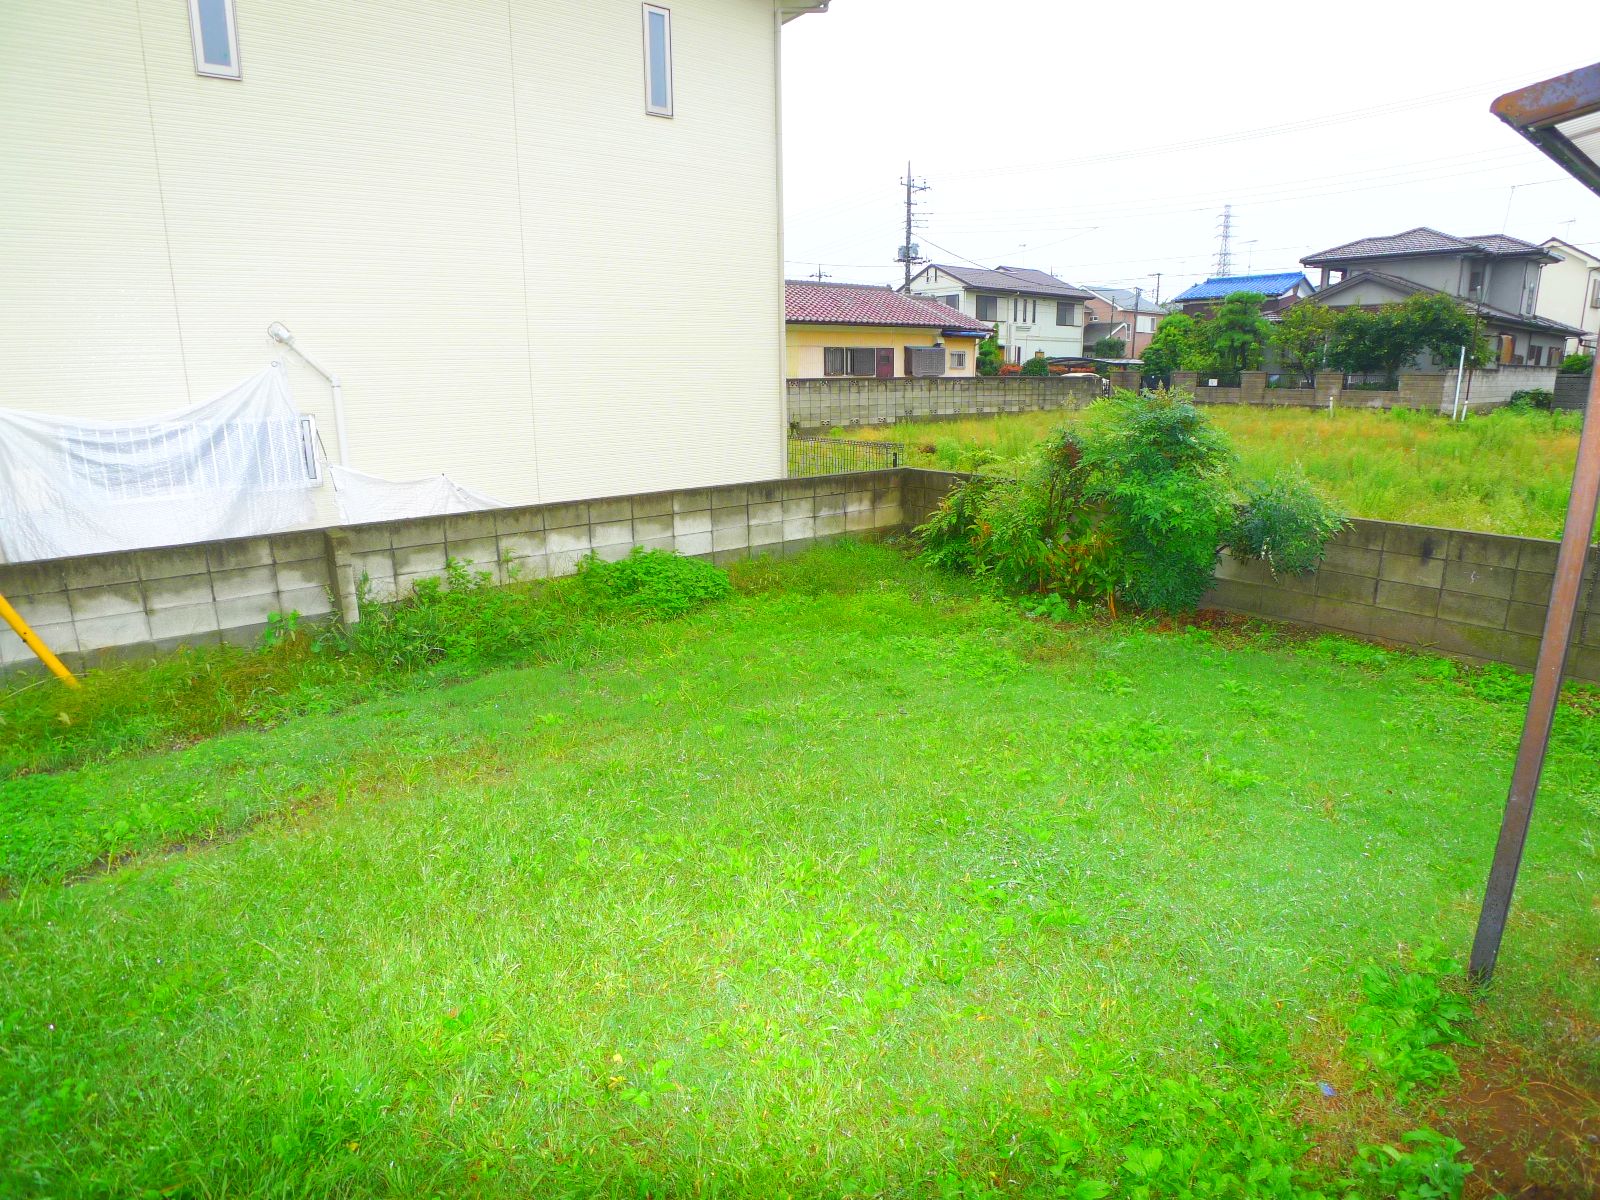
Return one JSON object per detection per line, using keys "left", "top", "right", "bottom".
{"left": 915, "top": 389, "right": 1347, "bottom": 614}
{"left": 1020, "top": 354, "right": 1051, "bottom": 376}
{"left": 1559, "top": 352, "right": 1593, "bottom": 374}
{"left": 569, "top": 547, "right": 733, "bottom": 619}
{"left": 1228, "top": 474, "right": 1348, "bottom": 576}
{"left": 976, "top": 335, "right": 1002, "bottom": 376}
{"left": 1506, "top": 388, "right": 1554, "bottom": 411}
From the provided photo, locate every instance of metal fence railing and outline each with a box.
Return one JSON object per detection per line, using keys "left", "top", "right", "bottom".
{"left": 787, "top": 434, "right": 904, "bottom": 477}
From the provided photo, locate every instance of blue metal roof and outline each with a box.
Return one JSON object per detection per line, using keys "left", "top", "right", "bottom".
{"left": 1172, "top": 272, "right": 1309, "bottom": 302}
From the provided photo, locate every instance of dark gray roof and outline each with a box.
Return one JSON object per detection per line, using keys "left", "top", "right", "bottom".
{"left": 1084, "top": 285, "right": 1172, "bottom": 314}
{"left": 1308, "top": 270, "right": 1587, "bottom": 336}
{"left": 920, "top": 263, "right": 1092, "bottom": 300}
{"left": 1304, "top": 226, "right": 1551, "bottom": 266}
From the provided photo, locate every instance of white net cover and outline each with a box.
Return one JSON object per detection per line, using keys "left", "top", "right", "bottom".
{"left": 330, "top": 466, "right": 504, "bottom": 525}
{"left": 0, "top": 365, "right": 319, "bottom": 563}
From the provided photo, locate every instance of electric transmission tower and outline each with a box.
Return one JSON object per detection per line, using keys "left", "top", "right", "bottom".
{"left": 898, "top": 162, "right": 930, "bottom": 289}
{"left": 1213, "top": 205, "right": 1234, "bottom": 277}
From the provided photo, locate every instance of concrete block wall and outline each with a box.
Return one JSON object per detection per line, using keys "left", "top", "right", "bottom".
{"left": 0, "top": 472, "right": 905, "bottom": 674}
{"left": 787, "top": 376, "right": 1103, "bottom": 431}
{"left": 1553, "top": 372, "right": 1592, "bottom": 412}
{"left": 1205, "top": 519, "right": 1600, "bottom": 683}
{"left": 1445, "top": 365, "right": 1559, "bottom": 412}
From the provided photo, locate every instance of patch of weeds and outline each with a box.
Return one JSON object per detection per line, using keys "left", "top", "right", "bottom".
{"left": 1346, "top": 952, "right": 1476, "bottom": 1101}
{"left": 1344, "top": 1128, "right": 1472, "bottom": 1199}
{"left": 1299, "top": 634, "right": 1395, "bottom": 671}
{"left": 1465, "top": 662, "right": 1532, "bottom": 707}
{"left": 568, "top": 547, "right": 732, "bottom": 619}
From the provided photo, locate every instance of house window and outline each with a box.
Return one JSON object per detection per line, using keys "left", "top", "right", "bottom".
{"left": 1056, "top": 302, "right": 1076, "bottom": 326}
{"left": 950, "top": 350, "right": 967, "bottom": 369}
{"left": 1528, "top": 345, "right": 1542, "bottom": 366}
{"left": 943, "top": 294, "right": 960, "bottom": 309}
{"left": 1468, "top": 266, "right": 1484, "bottom": 295}
{"left": 976, "top": 295, "right": 998, "bottom": 322}
{"left": 643, "top": 5, "right": 673, "bottom": 117}
{"left": 187, "top": 0, "right": 241, "bottom": 79}
{"left": 1136, "top": 315, "right": 1155, "bottom": 334}
{"left": 847, "top": 347, "right": 876, "bottom": 376}
{"left": 1590, "top": 278, "right": 1600, "bottom": 308}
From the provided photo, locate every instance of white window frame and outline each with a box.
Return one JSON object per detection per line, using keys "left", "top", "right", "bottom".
{"left": 642, "top": 4, "right": 674, "bottom": 118}
{"left": 187, "top": 0, "right": 242, "bottom": 80}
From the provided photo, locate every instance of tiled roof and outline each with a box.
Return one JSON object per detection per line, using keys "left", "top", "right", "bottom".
{"left": 1084, "top": 285, "right": 1172, "bottom": 314}
{"left": 784, "top": 281, "right": 992, "bottom": 333}
{"left": 921, "top": 263, "right": 1093, "bottom": 300}
{"left": 1304, "top": 226, "right": 1549, "bottom": 265}
{"left": 1172, "top": 272, "right": 1310, "bottom": 302}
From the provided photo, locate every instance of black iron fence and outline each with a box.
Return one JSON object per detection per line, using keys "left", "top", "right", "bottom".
{"left": 787, "top": 435, "right": 904, "bottom": 477}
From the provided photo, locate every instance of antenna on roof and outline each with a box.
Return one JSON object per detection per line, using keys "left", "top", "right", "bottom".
{"left": 1214, "top": 205, "right": 1234, "bottom": 276}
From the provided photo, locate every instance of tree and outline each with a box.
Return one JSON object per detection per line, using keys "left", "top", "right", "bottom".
{"left": 976, "top": 335, "right": 1002, "bottom": 376}
{"left": 1560, "top": 352, "right": 1594, "bottom": 374}
{"left": 1139, "top": 313, "right": 1211, "bottom": 378}
{"left": 1327, "top": 293, "right": 1484, "bottom": 383}
{"left": 1204, "top": 292, "right": 1270, "bottom": 373}
{"left": 1395, "top": 291, "right": 1484, "bottom": 369}
{"left": 1092, "top": 336, "right": 1126, "bottom": 359}
{"left": 1021, "top": 353, "right": 1051, "bottom": 376}
{"left": 1269, "top": 302, "right": 1336, "bottom": 383}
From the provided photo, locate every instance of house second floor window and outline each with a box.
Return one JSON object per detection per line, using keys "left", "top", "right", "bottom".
{"left": 643, "top": 5, "right": 673, "bottom": 117}
{"left": 187, "top": 0, "right": 240, "bottom": 79}
{"left": 1468, "top": 266, "right": 1484, "bottom": 295}
{"left": 1136, "top": 315, "right": 1155, "bottom": 334}
{"left": 976, "top": 296, "right": 997, "bottom": 321}
{"left": 1056, "top": 302, "right": 1076, "bottom": 326}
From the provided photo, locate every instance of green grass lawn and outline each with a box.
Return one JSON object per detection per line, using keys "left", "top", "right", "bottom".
{"left": 2, "top": 542, "right": 1598, "bottom": 1197}
{"left": 837, "top": 406, "right": 1587, "bottom": 539}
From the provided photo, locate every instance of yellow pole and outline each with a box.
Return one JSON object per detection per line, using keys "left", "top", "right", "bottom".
{"left": 0, "top": 590, "right": 80, "bottom": 689}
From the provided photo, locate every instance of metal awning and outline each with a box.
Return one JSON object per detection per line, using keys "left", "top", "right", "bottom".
{"left": 1492, "top": 63, "right": 1600, "bottom": 198}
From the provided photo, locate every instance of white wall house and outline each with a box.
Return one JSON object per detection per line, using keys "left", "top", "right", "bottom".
{"left": 0, "top": 0, "right": 825, "bottom": 547}
{"left": 1538, "top": 238, "right": 1600, "bottom": 355}
{"left": 907, "top": 265, "right": 1091, "bottom": 363}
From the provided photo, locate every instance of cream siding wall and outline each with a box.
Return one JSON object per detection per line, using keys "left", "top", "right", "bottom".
{"left": 0, "top": 0, "right": 785, "bottom": 524}
{"left": 1537, "top": 243, "right": 1600, "bottom": 353}
{"left": 785, "top": 324, "right": 980, "bottom": 378}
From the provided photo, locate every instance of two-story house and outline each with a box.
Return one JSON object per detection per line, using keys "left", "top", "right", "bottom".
{"left": 1082, "top": 287, "right": 1171, "bottom": 358}
{"left": 906, "top": 265, "right": 1091, "bottom": 364}
{"left": 1537, "top": 237, "right": 1600, "bottom": 356}
{"left": 0, "top": 0, "right": 827, "bottom": 562}
{"left": 1301, "top": 228, "right": 1583, "bottom": 366}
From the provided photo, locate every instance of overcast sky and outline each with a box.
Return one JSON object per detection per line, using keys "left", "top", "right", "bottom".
{"left": 779, "top": 1, "right": 1600, "bottom": 301}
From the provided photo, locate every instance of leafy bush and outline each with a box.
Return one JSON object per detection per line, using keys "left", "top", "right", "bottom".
{"left": 976, "top": 335, "right": 1003, "bottom": 376}
{"left": 1559, "top": 352, "right": 1593, "bottom": 374}
{"left": 1345, "top": 1129, "right": 1472, "bottom": 1200}
{"left": 916, "top": 389, "right": 1347, "bottom": 613}
{"left": 1228, "top": 474, "right": 1349, "bottom": 576}
{"left": 1091, "top": 335, "right": 1125, "bottom": 359}
{"left": 1020, "top": 354, "right": 1051, "bottom": 376}
{"left": 1346, "top": 952, "right": 1475, "bottom": 1101}
{"left": 1506, "top": 387, "right": 1554, "bottom": 411}
{"left": 569, "top": 547, "right": 733, "bottom": 619}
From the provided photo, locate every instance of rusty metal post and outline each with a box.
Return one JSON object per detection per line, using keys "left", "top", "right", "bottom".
{"left": 1469, "top": 365, "right": 1600, "bottom": 983}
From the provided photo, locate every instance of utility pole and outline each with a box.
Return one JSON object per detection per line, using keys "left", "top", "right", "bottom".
{"left": 1151, "top": 273, "right": 1163, "bottom": 307}
{"left": 810, "top": 265, "right": 831, "bottom": 283}
{"left": 898, "top": 161, "right": 930, "bottom": 290}
{"left": 1214, "top": 205, "right": 1234, "bottom": 277}
{"left": 1129, "top": 286, "right": 1143, "bottom": 358}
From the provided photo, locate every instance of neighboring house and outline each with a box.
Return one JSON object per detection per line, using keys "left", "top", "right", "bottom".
{"left": 1082, "top": 287, "right": 1171, "bottom": 357}
{"left": 1171, "top": 272, "right": 1314, "bottom": 315}
{"left": 1301, "top": 228, "right": 1582, "bottom": 366}
{"left": 906, "top": 265, "right": 1092, "bottom": 363}
{"left": 1537, "top": 237, "right": 1600, "bottom": 355}
{"left": 785, "top": 282, "right": 991, "bottom": 379}
{"left": 0, "top": 0, "right": 826, "bottom": 542}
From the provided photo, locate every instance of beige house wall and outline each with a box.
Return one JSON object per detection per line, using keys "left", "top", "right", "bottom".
{"left": 785, "top": 324, "right": 981, "bottom": 379}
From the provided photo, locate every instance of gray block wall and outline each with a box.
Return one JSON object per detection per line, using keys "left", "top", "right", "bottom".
{"left": 787, "top": 376, "right": 1103, "bottom": 430}
{"left": 0, "top": 472, "right": 904, "bottom": 674}
{"left": 1554, "top": 373, "right": 1592, "bottom": 412}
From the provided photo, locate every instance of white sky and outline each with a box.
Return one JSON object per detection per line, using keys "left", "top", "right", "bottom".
{"left": 779, "top": 1, "right": 1600, "bottom": 301}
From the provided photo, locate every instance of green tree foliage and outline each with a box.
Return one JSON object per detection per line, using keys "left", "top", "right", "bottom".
{"left": 1559, "top": 351, "right": 1593, "bottom": 374}
{"left": 1328, "top": 293, "right": 1484, "bottom": 382}
{"left": 1021, "top": 353, "right": 1052, "bottom": 376}
{"left": 1092, "top": 336, "right": 1126, "bottom": 359}
{"left": 1139, "top": 313, "right": 1210, "bottom": 378}
{"left": 1269, "top": 302, "right": 1336, "bottom": 382}
{"left": 976, "top": 335, "right": 1003, "bottom": 376}
{"left": 1206, "top": 292, "right": 1270, "bottom": 373}
{"left": 916, "top": 389, "right": 1347, "bottom": 614}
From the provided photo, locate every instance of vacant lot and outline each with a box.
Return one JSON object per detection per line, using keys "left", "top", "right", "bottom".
{"left": 3, "top": 542, "right": 1597, "bottom": 1197}
{"left": 840, "top": 406, "right": 1586, "bottom": 539}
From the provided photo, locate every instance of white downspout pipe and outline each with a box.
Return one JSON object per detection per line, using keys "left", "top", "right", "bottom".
{"left": 267, "top": 322, "right": 348, "bottom": 466}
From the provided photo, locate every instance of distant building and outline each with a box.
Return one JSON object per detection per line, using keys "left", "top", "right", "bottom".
{"left": 785, "top": 282, "right": 991, "bottom": 380}
{"left": 1171, "top": 272, "right": 1314, "bottom": 315}
{"left": 1537, "top": 237, "right": 1600, "bottom": 355}
{"left": 906, "top": 265, "right": 1092, "bottom": 363}
{"left": 1082, "top": 287, "right": 1172, "bottom": 357}
{"left": 1301, "top": 228, "right": 1583, "bottom": 366}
